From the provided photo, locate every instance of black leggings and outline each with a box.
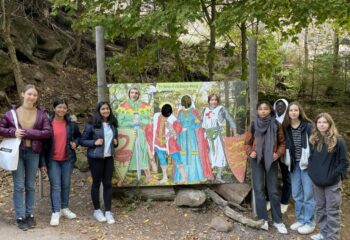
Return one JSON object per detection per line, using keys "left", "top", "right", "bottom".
{"left": 88, "top": 157, "right": 114, "bottom": 211}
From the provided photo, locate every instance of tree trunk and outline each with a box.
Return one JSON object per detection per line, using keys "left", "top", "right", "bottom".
{"left": 333, "top": 29, "right": 339, "bottom": 78}
{"left": 1, "top": 0, "right": 24, "bottom": 98}
{"left": 301, "top": 27, "right": 309, "bottom": 96}
{"left": 201, "top": 0, "right": 216, "bottom": 81}
{"left": 240, "top": 21, "right": 248, "bottom": 81}
{"left": 344, "top": 57, "right": 348, "bottom": 93}
{"left": 311, "top": 55, "right": 316, "bottom": 100}
{"left": 73, "top": 30, "right": 82, "bottom": 61}
{"left": 304, "top": 28, "right": 309, "bottom": 70}
{"left": 208, "top": 0, "right": 216, "bottom": 81}
{"left": 161, "top": 0, "right": 188, "bottom": 81}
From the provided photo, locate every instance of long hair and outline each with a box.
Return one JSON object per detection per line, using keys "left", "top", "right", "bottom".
{"left": 90, "top": 101, "right": 118, "bottom": 128}
{"left": 282, "top": 101, "right": 312, "bottom": 129}
{"left": 309, "top": 112, "right": 339, "bottom": 152}
{"left": 256, "top": 100, "right": 275, "bottom": 117}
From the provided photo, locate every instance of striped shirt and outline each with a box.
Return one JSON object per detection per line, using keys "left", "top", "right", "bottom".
{"left": 291, "top": 124, "right": 302, "bottom": 161}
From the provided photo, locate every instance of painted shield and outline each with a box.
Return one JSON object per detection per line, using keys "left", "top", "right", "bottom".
{"left": 224, "top": 134, "right": 247, "bottom": 183}
{"left": 114, "top": 128, "right": 136, "bottom": 181}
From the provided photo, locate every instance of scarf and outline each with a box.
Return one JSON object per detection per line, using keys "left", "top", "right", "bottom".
{"left": 254, "top": 115, "right": 278, "bottom": 172}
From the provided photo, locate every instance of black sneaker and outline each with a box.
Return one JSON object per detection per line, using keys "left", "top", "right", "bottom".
{"left": 16, "top": 218, "right": 29, "bottom": 231}
{"left": 25, "top": 215, "right": 36, "bottom": 228}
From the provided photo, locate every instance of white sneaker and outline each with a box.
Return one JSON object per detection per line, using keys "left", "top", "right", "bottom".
{"left": 297, "top": 224, "right": 315, "bottom": 235}
{"left": 105, "top": 211, "right": 115, "bottom": 224}
{"left": 93, "top": 209, "right": 106, "bottom": 222}
{"left": 290, "top": 221, "right": 304, "bottom": 230}
{"left": 266, "top": 201, "right": 271, "bottom": 211}
{"left": 260, "top": 220, "right": 269, "bottom": 231}
{"left": 61, "top": 208, "right": 77, "bottom": 219}
{"left": 50, "top": 212, "right": 60, "bottom": 226}
{"left": 310, "top": 233, "right": 324, "bottom": 240}
{"left": 273, "top": 222, "right": 288, "bottom": 234}
{"left": 281, "top": 204, "right": 289, "bottom": 214}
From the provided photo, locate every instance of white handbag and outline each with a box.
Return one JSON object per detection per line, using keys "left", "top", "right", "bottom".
{"left": 299, "top": 134, "right": 310, "bottom": 170}
{"left": 0, "top": 110, "right": 22, "bottom": 171}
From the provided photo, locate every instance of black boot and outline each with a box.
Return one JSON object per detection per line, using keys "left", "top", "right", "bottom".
{"left": 25, "top": 215, "right": 36, "bottom": 228}
{"left": 16, "top": 217, "right": 29, "bottom": 231}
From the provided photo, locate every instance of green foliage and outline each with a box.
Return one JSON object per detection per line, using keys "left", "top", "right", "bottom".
{"left": 257, "top": 32, "right": 285, "bottom": 88}
{"left": 49, "top": 0, "right": 350, "bottom": 99}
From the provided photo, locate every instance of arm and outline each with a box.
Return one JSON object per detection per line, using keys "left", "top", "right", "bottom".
{"left": 0, "top": 113, "right": 17, "bottom": 138}
{"left": 23, "top": 113, "right": 51, "bottom": 139}
{"left": 244, "top": 123, "right": 254, "bottom": 156}
{"left": 276, "top": 124, "right": 286, "bottom": 157}
{"left": 80, "top": 124, "right": 95, "bottom": 148}
{"left": 334, "top": 138, "right": 349, "bottom": 177}
{"left": 221, "top": 107, "right": 237, "bottom": 130}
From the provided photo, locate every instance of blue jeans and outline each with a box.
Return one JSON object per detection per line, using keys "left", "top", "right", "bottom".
{"left": 291, "top": 163, "right": 315, "bottom": 226}
{"left": 12, "top": 148, "right": 40, "bottom": 219}
{"left": 48, "top": 160, "right": 73, "bottom": 213}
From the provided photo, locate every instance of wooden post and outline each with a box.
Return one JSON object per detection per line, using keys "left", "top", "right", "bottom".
{"left": 248, "top": 36, "right": 258, "bottom": 217}
{"left": 96, "top": 26, "right": 107, "bottom": 102}
{"left": 96, "top": 26, "right": 107, "bottom": 207}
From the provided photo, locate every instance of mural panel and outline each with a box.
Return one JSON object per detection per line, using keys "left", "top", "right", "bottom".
{"left": 109, "top": 81, "right": 247, "bottom": 186}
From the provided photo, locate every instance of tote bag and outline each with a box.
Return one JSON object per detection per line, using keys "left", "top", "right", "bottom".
{"left": 0, "top": 110, "right": 21, "bottom": 171}
{"left": 299, "top": 134, "right": 310, "bottom": 170}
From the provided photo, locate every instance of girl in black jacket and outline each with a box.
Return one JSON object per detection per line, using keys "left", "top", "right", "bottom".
{"left": 80, "top": 101, "right": 118, "bottom": 224}
{"left": 308, "top": 113, "right": 349, "bottom": 240}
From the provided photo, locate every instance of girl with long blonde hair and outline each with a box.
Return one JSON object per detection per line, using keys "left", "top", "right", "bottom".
{"left": 308, "top": 113, "right": 349, "bottom": 240}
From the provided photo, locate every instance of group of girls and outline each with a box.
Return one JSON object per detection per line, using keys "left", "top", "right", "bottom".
{"left": 0, "top": 84, "right": 118, "bottom": 230}
{"left": 245, "top": 100, "right": 348, "bottom": 240}
{"left": 0, "top": 84, "right": 348, "bottom": 240}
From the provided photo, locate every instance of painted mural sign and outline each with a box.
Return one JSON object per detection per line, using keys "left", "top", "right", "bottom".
{"left": 109, "top": 81, "right": 247, "bottom": 187}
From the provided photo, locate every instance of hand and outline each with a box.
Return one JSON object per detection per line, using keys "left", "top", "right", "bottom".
{"left": 15, "top": 129, "right": 25, "bottom": 138}
{"left": 95, "top": 138, "right": 104, "bottom": 146}
{"left": 70, "top": 141, "right": 77, "bottom": 149}
{"left": 40, "top": 166, "right": 47, "bottom": 175}
{"left": 250, "top": 151, "right": 257, "bottom": 158}
{"left": 113, "top": 139, "right": 118, "bottom": 145}
{"left": 273, "top": 153, "right": 279, "bottom": 161}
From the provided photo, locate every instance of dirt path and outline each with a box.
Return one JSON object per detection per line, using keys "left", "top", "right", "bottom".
{"left": 1, "top": 168, "right": 349, "bottom": 240}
